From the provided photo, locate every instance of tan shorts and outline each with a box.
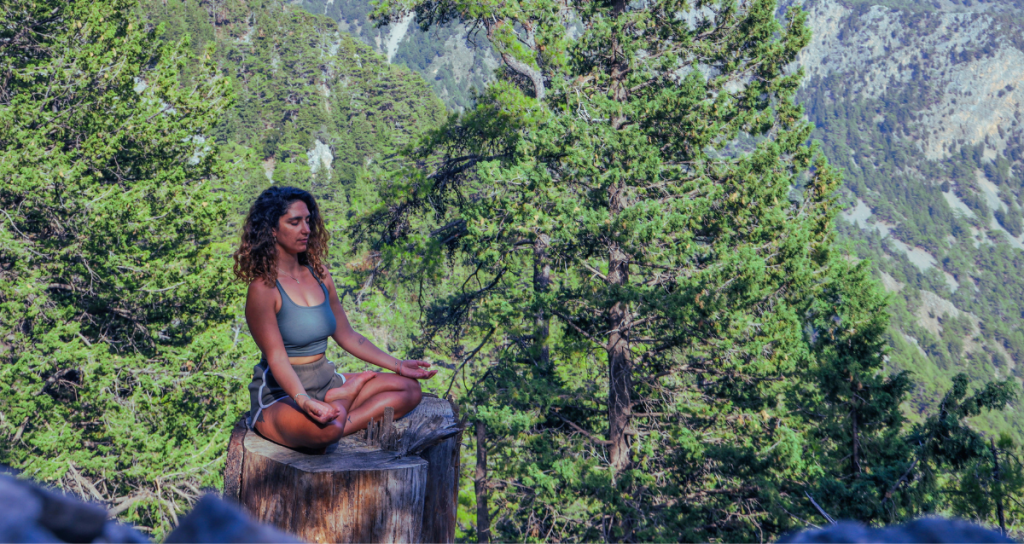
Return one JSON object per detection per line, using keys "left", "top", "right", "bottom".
{"left": 246, "top": 355, "right": 347, "bottom": 427}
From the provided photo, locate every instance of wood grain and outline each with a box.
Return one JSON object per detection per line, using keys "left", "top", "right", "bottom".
{"left": 241, "top": 432, "right": 428, "bottom": 543}
{"left": 223, "top": 418, "right": 248, "bottom": 502}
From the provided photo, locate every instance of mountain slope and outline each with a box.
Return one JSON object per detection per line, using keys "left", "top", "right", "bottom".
{"left": 293, "top": 0, "right": 498, "bottom": 110}
{"left": 794, "top": 0, "right": 1024, "bottom": 436}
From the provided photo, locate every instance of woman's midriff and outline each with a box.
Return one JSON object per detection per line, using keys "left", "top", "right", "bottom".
{"left": 289, "top": 353, "right": 326, "bottom": 365}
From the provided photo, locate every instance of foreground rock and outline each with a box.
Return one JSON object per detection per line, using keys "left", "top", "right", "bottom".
{"left": 0, "top": 468, "right": 296, "bottom": 543}
{"left": 778, "top": 518, "right": 1015, "bottom": 543}
{"left": 0, "top": 470, "right": 147, "bottom": 543}
{"left": 163, "top": 495, "right": 298, "bottom": 543}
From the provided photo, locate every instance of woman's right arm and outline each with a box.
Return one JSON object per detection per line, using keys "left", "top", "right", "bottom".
{"left": 245, "top": 281, "right": 339, "bottom": 423}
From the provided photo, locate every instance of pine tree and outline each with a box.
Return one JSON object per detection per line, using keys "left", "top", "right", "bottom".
{"left": 363, "top": 0, "right": 848, "bottom": 540}
{"left": 794, "top": 259, "right": 916, "bottom": 523}
{"left": 1, "top": 0, "right": 237, "bottom": 535}
{"left": 911, "top": 373, "right": 1021, "bottom": 528}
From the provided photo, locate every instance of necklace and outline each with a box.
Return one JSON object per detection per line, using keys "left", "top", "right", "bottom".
{"left": 278, "top": 269, "right": 302, "bottom": 284}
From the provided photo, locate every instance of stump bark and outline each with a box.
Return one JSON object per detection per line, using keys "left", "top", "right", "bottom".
{"left": 224, "top": 395, "right": 463, "bottom": 544}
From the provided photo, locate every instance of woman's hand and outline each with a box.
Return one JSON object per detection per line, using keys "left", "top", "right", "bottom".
{"left": 396, "top": 359, "right": 437, "bottom": 380}
{"left": 297, "top": 397, "right": 340, "bottom": 424}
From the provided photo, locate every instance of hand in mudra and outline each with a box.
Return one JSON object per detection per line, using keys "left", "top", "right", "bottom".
{"left": 397, "top": 360, "right": 437, "bottom": 380}
{"left": 298, "top": 397, "right": 340, "bottom": 424}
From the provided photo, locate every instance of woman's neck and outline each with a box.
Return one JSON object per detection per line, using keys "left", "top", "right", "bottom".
{"left": 277, "top": 250, "right": 303, "bottom": 275}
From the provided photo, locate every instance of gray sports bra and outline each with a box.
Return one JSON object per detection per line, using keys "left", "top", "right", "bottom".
{"left": 273, "top": 266, "right": 337, "bottom": 357}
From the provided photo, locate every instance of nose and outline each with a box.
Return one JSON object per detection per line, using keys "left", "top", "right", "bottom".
{"left": 300, "top": 221, "right": 310, "bottom": 234}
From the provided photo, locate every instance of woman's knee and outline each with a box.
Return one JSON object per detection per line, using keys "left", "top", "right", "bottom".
{"left": 309, "top": 419, "right": 345, "bottom": 447}
{"left": 404, "top": 378, "right": 422, "bottom": 405}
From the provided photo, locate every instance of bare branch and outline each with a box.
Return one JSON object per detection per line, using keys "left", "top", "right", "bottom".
{"left": 551, "top": 412, "right": 610, "bottom": 445}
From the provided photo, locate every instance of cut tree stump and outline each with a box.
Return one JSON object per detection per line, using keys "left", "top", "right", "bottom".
{"left": 224, "top": 395, "right": 463, "bottom": 543}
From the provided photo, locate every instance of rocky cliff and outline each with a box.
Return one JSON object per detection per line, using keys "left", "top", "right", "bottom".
{"left": 796, "top": 0, "right": 1024, "bottom": 433}
{"left": 293, "top": 0, "right": 498, "bottom": 111}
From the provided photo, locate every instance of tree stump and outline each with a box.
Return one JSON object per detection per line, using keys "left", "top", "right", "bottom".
{"left": 224, "top": 395, "right": 463, "bottom": 543}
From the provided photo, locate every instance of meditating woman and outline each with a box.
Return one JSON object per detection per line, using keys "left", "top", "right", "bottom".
{"left": 233, "top": 186, "right": 436, "bottom": 450}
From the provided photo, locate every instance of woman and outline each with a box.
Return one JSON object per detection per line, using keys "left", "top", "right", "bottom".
{"left": 233, "top": 186, "right": 436, "bottom": 451}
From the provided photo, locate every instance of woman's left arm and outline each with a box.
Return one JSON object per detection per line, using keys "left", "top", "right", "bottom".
{"left": 324, "top": 269, "right": 437, "bottom": 380}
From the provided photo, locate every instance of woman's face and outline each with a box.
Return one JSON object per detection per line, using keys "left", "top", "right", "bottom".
{"left": 274, "top": 200, "right": 311, "bottom": 256}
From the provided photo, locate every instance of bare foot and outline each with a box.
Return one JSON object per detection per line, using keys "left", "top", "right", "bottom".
{"left": 324, "top": 371, "right": 377, "bottom": 404}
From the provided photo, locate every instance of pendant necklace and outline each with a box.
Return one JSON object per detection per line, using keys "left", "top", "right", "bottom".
{"left": 278, "top": 269, "right": 301, "bottom": 283}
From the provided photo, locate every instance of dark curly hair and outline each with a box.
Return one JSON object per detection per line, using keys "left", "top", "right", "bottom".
{"left": 233, "top": 186, "right": 329, "bottom": 285}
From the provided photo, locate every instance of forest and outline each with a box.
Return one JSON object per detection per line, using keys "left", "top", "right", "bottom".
{"left": 2, "top": 0, "right": 1023, "bottom": 541}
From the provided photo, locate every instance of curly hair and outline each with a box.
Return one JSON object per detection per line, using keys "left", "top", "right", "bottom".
{"left": 233, "top": 186, "right": 329, "bottom": 285}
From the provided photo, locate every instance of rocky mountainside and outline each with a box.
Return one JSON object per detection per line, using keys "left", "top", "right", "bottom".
{"left": 295, "top": 0, "right": 1024, "bottom": 436}
{"left": 292, "top": 0, "right": 498, "bottom": 111}
{"left": 794, "top": 0, "right": 1024, "bottom": 435}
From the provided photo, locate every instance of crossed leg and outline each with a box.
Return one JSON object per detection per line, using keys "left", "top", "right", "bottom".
{"left": 327, "top": 372, "right": 422, "bottom": 436}
{"left": 254, "top": 371, "right": 377, "bottom": 450}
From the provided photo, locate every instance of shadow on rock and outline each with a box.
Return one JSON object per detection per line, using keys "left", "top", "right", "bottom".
{"left": 778, "top": 518, "right": 1017, "bottom": 543}
{"left": 164, "top": 494, "right": 299, "bottom": 543}
{"left": 0, "top": 469, "right": 146, "bottom": 543}
{"left": 0, "top": 468, "right": 298, "bottom": 543}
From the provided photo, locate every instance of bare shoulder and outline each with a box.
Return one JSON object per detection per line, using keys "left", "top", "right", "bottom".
{"left": 248, "top": 277, "right": 277, "bottom": 296}
{"left": 314, "top": 264, "right": 336, "bottom": 289}
{"left": 246, "top": 278, "right": 281, "bottom": 308}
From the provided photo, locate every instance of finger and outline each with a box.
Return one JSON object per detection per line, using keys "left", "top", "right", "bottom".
{"left": 417, "top": 360, "right": 432, "bottom": 368}
{"left": 316, "top": 405, "right": 334, "bottom": 422}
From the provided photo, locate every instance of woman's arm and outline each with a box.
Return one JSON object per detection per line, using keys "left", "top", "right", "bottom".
{"left": 245, "top": 281, "right": 340, "bottom": 422}
{"left": 323, "top": 271, "right": 437, "bottom": 380}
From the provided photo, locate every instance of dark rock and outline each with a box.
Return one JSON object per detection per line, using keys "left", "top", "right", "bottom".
{"left": 0, "top": 473, "right": 58, "bottom": 543}
{"left": 897, "top": 518, "right": 1016, "bottom": 543}
{"left": 93, "top": 522, "right": 150, "bottom": 544}
{"left": 0, "top": 467, "right": 294, "bottom": 544}
{"left": 34, "top": 484, "right": 108, "bottom": 542}
{"left": 777, "top": 517, "right": 1015, "bottom": 543}
{"left": 0, "top": 469, "right": 149, "bottom": 544}
{"left": 163, "top": 494, "right": 300, "bottom": 543}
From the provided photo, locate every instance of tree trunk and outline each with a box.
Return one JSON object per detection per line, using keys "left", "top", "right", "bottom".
{"left": 475, "top": 420, "right": 491, "bottom": 543}
{"left": 224, "top": 396, "right": 461, "bottom": 543}
{"left": 533, "top": 233, "right": 552, "bottom": 368}
{"left": 605, "top": 0, "right": 633, "bottom": 479}
{"left": 852, "top": 408, "right": 862, "bottom": 474}
{"left": 991, "top": 438, "right": 1006, "bottom": 535}
{"left": 606, "top": 244, "right": 632, "bottom": 476}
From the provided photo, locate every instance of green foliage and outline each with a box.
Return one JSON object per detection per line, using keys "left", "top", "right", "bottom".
{"left": 361, "top": 0, "right": 1024, "bottom": 539}
{"left": 359, "top": 0, "right": 922, "bottom": 539}
{"left": 794, "top": 259, "right": 917, "bottom": 522}
{"left": 0, "top": 0, "right": 446, "bottom": 537}
{"left": 0, "top": 0, "right": 243, "bottom": 536}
